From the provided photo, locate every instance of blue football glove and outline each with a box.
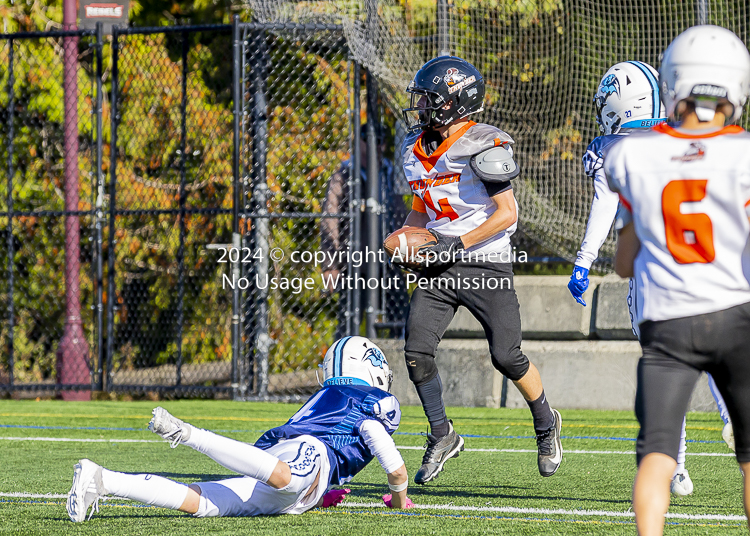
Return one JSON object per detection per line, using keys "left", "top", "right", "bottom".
{"left": 568, "top": 265, "right": 590, "bottom": 306}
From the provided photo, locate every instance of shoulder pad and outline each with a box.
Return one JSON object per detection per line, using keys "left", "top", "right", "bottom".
{"left": 448, "top": 123, "right": 514, "bottom": 160}
{"left": 470, "top": 145, "right": 520, "bottom": 182}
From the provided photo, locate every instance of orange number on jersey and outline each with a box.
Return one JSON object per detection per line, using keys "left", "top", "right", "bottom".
{"left": 423, "top": 190, "right": 459, "bottom": 222}
{"left": 661, "top": 179, "right": 715, "bottom": 264}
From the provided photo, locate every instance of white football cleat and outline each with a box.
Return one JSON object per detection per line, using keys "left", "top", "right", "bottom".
{"left": 148, "top": 406, "right": 190, "bottom": 448}
{"left": 67, "top": 459, "right": 105, "bottom": 522}
{"left": 722, "top": 422, "right": 735, "bottom": 452}
{"left": 670, "top": 470, "right": 694, "bottom": 497}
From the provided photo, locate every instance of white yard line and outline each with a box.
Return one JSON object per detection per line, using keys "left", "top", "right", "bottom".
{"left": 2, "top": 492, "right": 744, "bottom": 522}
{"left": 0, "top": 436, "right": 734, "bottom": 456}
{"left": 0, "top": 436, "right": 162, "bottom": 443}
{"left": 396, "top": 445, "right": 735, "bottom": 457}
{"left": 341, "top": 501, "right": 747, "bottom": 521}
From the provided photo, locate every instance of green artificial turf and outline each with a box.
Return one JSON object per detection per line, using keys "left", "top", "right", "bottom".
{"left": 0, "top": 400, "right": 744, "bottom": 535}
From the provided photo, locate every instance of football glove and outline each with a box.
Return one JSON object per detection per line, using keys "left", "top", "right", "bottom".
{"left": 382, "top": 494, "right": 415, "bottom": 509}
{"left": 568, "top": 265, "right": 590, "bottom": 306}
{"left": 321, "top": 489, "right": 350, "bottom": 508}
{"left": 420, "top": 230, "right": 464, "bottom": 267}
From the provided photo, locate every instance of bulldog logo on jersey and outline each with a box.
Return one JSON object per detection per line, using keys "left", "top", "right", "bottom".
{"left": 364, "top": 348, "right": 387, "bottom": 369}
{"left": 671, "top": 142, "right": 706, "bottom": 162}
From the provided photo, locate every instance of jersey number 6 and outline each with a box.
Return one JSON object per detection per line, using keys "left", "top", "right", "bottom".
{"left": 661, "top": 179, "right": 715, "bottom": 264}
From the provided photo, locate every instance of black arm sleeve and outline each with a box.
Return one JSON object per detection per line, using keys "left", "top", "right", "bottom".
{"left": 482, "top": 179, "right": 513, "bottom": 197}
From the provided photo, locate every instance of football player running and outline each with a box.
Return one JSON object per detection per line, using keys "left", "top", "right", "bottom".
{"left": 399, "top": 56, "right": 562, "bottom": 484}
{"left": 569, "top": 61, "right": 734, "bottom": 496}
{"left": 66, "top": 337, "right": 413, "bottom": 522}
{"left": 605, "top": 26, "right": 750, "bottom": 535}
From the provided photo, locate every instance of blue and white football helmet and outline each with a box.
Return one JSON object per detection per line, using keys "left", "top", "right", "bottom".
{"left": 322, "top": 336, "right": 393, "bottom": 392}
{"left": 594, "top": 61, "right": 666, "bottom": 135}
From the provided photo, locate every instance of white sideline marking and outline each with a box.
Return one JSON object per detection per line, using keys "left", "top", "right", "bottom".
{"left": 342, "top": 501, "right": 747, "bottom": 521}
{"left": 0, "top": 437, "right": 162, "bottom": 444}
{"left": 396, "top": 445, "right": 735, "bottom": 457}
{"left": 2, "top": 492, "right": 744, "bottom": 522}
{"left": 0, "top": 437, "right": 735, "bottom": 456}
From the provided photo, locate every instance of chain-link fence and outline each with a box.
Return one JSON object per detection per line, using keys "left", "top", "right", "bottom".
{"left": 0, "top": 20, "right": 396, "bottom": 399}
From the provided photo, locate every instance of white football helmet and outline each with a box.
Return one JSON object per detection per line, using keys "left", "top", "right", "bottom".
{"left": 322, "top": 336, "right": 392, "bottom": 391}
{"left": 659, "top": 25, "right": 750, "bottom": 124}
{"left": 594, "top": 61, "right": 666, "bottom": 135}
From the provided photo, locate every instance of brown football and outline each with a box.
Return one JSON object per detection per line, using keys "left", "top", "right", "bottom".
{"left": 383, "top": 227, "right": 437, "bottom": 268}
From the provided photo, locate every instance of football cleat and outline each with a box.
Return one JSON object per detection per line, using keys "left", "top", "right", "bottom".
{"left": 414, "top": 421, "right": 464, "bottom": 484}
{"left": 67, "top": 459, "right": 105, "bottom": 522}
{"left": 671, "top": 470, "right": 694, "bottom": 496}
{"left": 536, "top": 409, "right": 563, "bottom": 477}
{"left": 723, "top": 421, "right": 736, "bottom": 452}
{"left": 148, "top": 407, "right": 191, "bottom": 448}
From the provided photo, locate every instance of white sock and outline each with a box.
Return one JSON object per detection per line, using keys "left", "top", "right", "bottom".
{"left": 101, "top": 469, "right": 189, "bottom": 510}
{"left": 674, "top": 416, "right": 687, "bottom": 476}
{"left": 708, "top": 374, "right": 731, "bottom": 425}
{"left": 182, "top": 425, "right": 278, "bottom": 482}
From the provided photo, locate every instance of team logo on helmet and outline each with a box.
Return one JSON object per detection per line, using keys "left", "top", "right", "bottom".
{"left": 596, "top": 73, "right": 621, "bottom": 109}
{"left": 444, "top": 67, "right": 466, "bottom": 86}
{"left": 364, "top": 347, "right": 387, "bottom": 369}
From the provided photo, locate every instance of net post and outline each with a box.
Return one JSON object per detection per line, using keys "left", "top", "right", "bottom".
{"left": 350, "top": 61, "right": 362, "bottom": 337}
{"left": 231, "top": 15, "right": 242, "bottom": 399}
{"left": 106, "top": 26, "right": 120, "bottom": 393}
{"left": 365, "top": 69, "right": 380, "bottom": 340}
{"left": 94, "top": 21, "right": 105, "bottom": 391}
{"left": 6, "top": 38, "right": 15, "bottom": 389}
{"left": 695, "top": 0, "right": 708, "bottom": 25}
{"left": 437, "top": 0, "right": 450, "bottom": 56}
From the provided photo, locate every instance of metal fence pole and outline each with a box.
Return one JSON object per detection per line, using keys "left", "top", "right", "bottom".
{"left": 437, "top": 0, "right": 450, "bottom": 56}
{"left": 94, "top": 22, "right": 105, "bottom": 391}
{"left": 6, "top": 38, "right": 15, "bottom": 389}
{"left": 231, "top": 15, "right": 242, "bottom": 399}
{"left": 59, "top": 0, "right": 91, "bottom": 400}
{"left": 350, "top": 61, "right": 362, "bottom": 337}
{"left": 106, "top": 27, "right": 120, "bottom": 392}
{"left": 250, "top": 29, "right": 270, "bottom": 396}
{"left": 696, "top": 0, "right": 708, "bottom": 25}
{"left": 364, "top": 70, "right": 380, "bottom": 340}
{"left": 175, "top": 30, "right": 189, "bottom": 387}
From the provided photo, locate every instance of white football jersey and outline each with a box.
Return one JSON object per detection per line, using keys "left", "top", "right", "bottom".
{"left": 605, "top": 123, "right": 750, "bottom": 322}
{"left": 401, "top": 121, "right": 518, "bottom": 258}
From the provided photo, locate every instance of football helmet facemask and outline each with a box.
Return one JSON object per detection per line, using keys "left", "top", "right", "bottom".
{"left": 322, "top": 336, "right": 393, "bottom": 392}
{"left": 403, "top": 56, "right": 485, "bottom": 132}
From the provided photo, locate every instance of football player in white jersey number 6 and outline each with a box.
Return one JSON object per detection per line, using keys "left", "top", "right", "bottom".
{"left": 66, "top": 337, "right": 413, "bottom": 522}
{"left": 605, "top": 26, "right": 750, "bottom": 535}
{"left": 399, "top": 56, "right": 562, "bottom": 484}
{"left": 570, "top": 61, "right": 734, "bottom": 497}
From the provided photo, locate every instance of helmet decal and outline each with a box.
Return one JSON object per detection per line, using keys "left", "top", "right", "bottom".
{"left": 331, "top": 336, "right": 352, "bottom": 378}
{"left": 626, "top": 61, "right": 661, "bottom": 119}
{"left": 595, "top": 74, "right": 621, "bottom": 110}
{"left": 364, "top": 347, "right": 387, "bottom": 369}
{"left": 444, "top": 67, "right": 466, "bottom": 86}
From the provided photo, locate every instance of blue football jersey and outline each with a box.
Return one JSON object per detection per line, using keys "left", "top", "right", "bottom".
{"left": 581, "top": 133, "right": 626, "bottom": 180}
{"left": 254, "top": 385, "right": 401, "bottom": 486}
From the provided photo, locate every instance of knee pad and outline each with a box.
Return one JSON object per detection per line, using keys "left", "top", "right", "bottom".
{"left": 491, "top": 350, "right": 529, "bottom": 382}
{"left": 405, "top": 352, "right": 438, "bottom": 385}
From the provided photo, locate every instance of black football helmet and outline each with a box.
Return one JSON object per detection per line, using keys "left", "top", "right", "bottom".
{"left": 402, "top": 56, "right": 485, "bottom": 132}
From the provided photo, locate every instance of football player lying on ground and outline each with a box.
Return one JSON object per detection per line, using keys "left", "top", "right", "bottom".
{"left": 568, "top": 60, "right": 735, "bottom": 497}
{"left": 605, "top": 25, "right": 750, "bottom": 536}
{"left": 397, "top": 56, "right": 562, "bottom": 485}
{"left": 66, "top": 337, "right": 413, "bottom": 522}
